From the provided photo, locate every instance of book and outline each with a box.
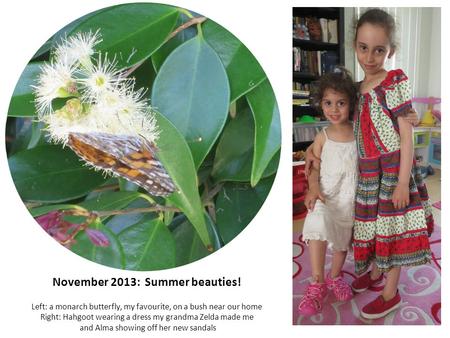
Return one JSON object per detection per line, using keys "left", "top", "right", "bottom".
{"left": 293, "top": 89, "right": 310, "bottom": 98}
{"left": 321, "top": 50, "right": 339, "bottom": 73}
{"left": 328, "top": 19, "right": 338, "bottom": 43}
{"left": 319, "top": 18, "right": 329, "bottom": 42}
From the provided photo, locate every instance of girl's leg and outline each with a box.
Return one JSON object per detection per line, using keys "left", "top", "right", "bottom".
{"left": 298, "top": 240, "right": 328, "bottom": 316}
{"left": 360, "top": 266, "right": 402, "bottom": 319}
{"left": 382, "top": 266, "right": 401, "bottom": 300}
{"left": 370, "top": 262, "right": 382, "bottom": 279}
{"left": 309, "top": 240, "right": 327, "bottom": 283}
{"left": 327, "top": 250, "right": 353, "bottom": 301}
{"left": 330, "top": 250, "right": 347, "bottom": 278}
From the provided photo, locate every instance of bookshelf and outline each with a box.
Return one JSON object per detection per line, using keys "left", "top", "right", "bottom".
{"left": 292, "top": 7, "right": 345, "bottom": 152}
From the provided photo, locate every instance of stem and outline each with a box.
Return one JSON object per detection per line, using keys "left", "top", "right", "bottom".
{"left": 95, "top": 206, "right": 180, "bottom": 217}
{"left": 122, "top": 60, "right": 145, "bottom": 78}
{"left": 203, "top": 183, "right": 224, "bottom": 205}
{"left": 229, "top": 101, "right": 237, "bottom": 119}
{"left": 138, "top": 193, "right": 156, "bottom": 205}
{"left": 178, "top": 8, "right": 194, "bottom": 19}
{"left": 167, "top": 16, "right": 206, "bottom": 41}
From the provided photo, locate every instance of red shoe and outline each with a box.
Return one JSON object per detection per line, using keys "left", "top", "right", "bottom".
{"left": 351, "top": 271, "right": 383, "bottom": 293}
{"left": 360, "top": 291, "right": 401, "bottom": 319}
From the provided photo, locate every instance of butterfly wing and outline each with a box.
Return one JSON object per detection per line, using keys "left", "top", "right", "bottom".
{"left": 67, "top": 132, "right": 176, "bottom": 197}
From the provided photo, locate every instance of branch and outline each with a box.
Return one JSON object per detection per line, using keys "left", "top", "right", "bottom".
{"left": 167, "top": 16, "right": 206, "bottom": 41}
{"left": 94, "top": 205, "right": 180, "bottom": 217}
{"left": 203, "top": 183, "right": 224, "bottom": 204}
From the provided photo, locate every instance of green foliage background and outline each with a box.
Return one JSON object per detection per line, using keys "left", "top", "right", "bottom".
{"left": 6, "top": 3, "right": 281, "bottom": 270}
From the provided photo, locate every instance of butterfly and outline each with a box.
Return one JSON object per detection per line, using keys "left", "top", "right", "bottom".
{"left": 67, "top": 132, "right": 176, "bottom": 197}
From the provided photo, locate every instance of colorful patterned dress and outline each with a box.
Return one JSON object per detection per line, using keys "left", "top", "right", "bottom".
{"left": 353, "top": 69, "right": 434, "bottom": 274}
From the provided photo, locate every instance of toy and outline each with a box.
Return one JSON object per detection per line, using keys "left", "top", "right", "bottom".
{"left": 412, "top": 97, "right": 441, "bottom": 127}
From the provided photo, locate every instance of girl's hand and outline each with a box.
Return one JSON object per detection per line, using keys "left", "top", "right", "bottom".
{"left": 304, "top": 186, "right": 325, "bottom": 211}
{"left": 392, "top": 183, "right": 410, "bottom": 209}
{"left": 304, "top": 144, "right": 321, "bottom": 177}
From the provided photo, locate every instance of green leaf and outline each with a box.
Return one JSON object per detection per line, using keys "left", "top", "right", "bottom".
{"left": 152, "top": 36, "right": 230, "bottom": 169}
{"left": 6, "top": 118, "right": 33, "bottom": 155}
{"left": 105, "top": 196, "right": 157, "bottom": 234}
{"left": 8, "top": 145, "right": 106, "bottom": 202}
{"left": 118, "top": 217, "right": 176, "bottom": 270}
{"left": 202, "top": 20, "right": 266, "bottom": 102}
{"left": 172, "top": 214, "right": 219, "bottom": 266}
{"left": 118, "top": 178, "right": 140, "bottom": 192}
{"left": 80, "top": 191, "right": 141, "bottom": 213}
{"left": 211, "top": 106, "right": 254, "bottom": 182}
{"left": 8, "top": 62, "right": 42, "bottom": 117}
{"left": 129, "top": 56, "right": 157, "bottom": 100}
{"left": 216, "top": 176, "right": 274, "bottom": 244}
{"left": 153, "top": 111, "right": 211, "bottom": 249}
{"left": 28, "top": 121, "right": 48, "bottom": 149}
{"left": 246, "top": 80, "right": 281, "bottom": 186}
{"left": 152, "top": 12, "right": 197, "bottom": 72}
{"left": 31, "top": 9, "right": 102, "bottom": 60}
{"left": 67, "top": 3, "right": 179, "bottom": 68}
{"left": 30, "top": 204, "right": 80, "bottom": 217}
{"left": 71, "top": 220, "right": 125, "bottom": 269}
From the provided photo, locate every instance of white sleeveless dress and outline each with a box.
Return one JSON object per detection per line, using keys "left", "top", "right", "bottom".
{"left": 302, "top": 128, "right": 358, "bottom": 251}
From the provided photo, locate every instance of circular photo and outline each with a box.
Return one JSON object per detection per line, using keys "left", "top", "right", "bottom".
{"left": 6, "top": 3, "right": 280, "bottom": 270}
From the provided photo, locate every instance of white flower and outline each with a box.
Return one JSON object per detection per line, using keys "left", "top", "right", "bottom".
{"left": 35, "top": 31, "right": 159, "bottom": 146}
{"left": 54, "top": 30, "right": 102, "bottom": 68}
{"left": 33, "top": 61, "right": 77, "bottom": 118}
{"left": 78, "top": 54, "right": 126, "bottom": 104}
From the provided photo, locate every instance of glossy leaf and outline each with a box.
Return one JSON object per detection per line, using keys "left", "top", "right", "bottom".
{"left": 172, "top": 213, "right": 220, "bottom": 266}
{"left": 8, "top": 62, "right": 42, "bottom": 117}
{"left": 153, "top": 111, "right": 211, "bottom": 249}
{"left": 31, "top": 9, "right": 102, "bottom": 60}
{"left": 6, "top": 118, "right": 33, "bottom": 155}
{"left": 71, "top": 219, "right": 125, "bottom": 269}
{"left": 118, "top": 217, "right": 176, "bottom": 270}
{"left": 212, "top": 102, "right": 280, "bottom": 183}
{"left": 211, "top": 107, "right": 253, "bottom": 182}
{"left": 152, "top": 36, "right": 230, "bottom": 169}
{"left": 152, "top": 12, "right": 197, "bottom": 72}
{"left": 106, "top": 199, "right": 155, "bottom": 234}
{"left": 129, "top": 56, "right": 157, "bottom": 100}
{"left": 30, "top": 204, "right": 80, "bottom": 218}
{"left": 80, "top": 191, "right": 142, "bottom": 214}
{"left": 67, "top": 3, "right": 179, "bottom": 69}
{"left": 216, "top": 176, "right": 274, "bottom": 244}
{"left": 8, "top": 145, "right": 106, "bottom": 202}
{"left": 202, "top": 20, "right": 266, "bottom": 102}
{"left": 246, "top": 80, "right": 281, "bottom": 186}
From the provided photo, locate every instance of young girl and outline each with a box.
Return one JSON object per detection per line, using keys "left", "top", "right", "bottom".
{"left": 350, "top": 8, "right": 434, "bottom": 319}
{"left": 298, "top": 68, "right": 358, "bottom": 316}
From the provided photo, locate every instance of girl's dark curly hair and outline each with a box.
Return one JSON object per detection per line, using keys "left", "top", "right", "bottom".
{"left": 312, "top": 67, "right": 358, "bottom": 120}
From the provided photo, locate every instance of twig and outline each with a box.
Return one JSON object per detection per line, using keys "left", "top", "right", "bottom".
{"left": 204, "top": 183, "right": 224, "bottom": 204}
{"left": 123, "top": 60, "right": 145, "bottom": 78}
{"left": 167, "top": 16, "right": 206, "bottom": 41}
{"left": 94, "top": 206, "right": 180, "bottom": 217}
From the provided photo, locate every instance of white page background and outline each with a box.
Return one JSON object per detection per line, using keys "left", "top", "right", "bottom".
{"left": 0, "top": 0, "right": 447, "bottom": 337}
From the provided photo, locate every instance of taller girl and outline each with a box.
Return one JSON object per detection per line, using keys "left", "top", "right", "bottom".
{"left": 351, "top": 8, "right": 434, "bottom": 319}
